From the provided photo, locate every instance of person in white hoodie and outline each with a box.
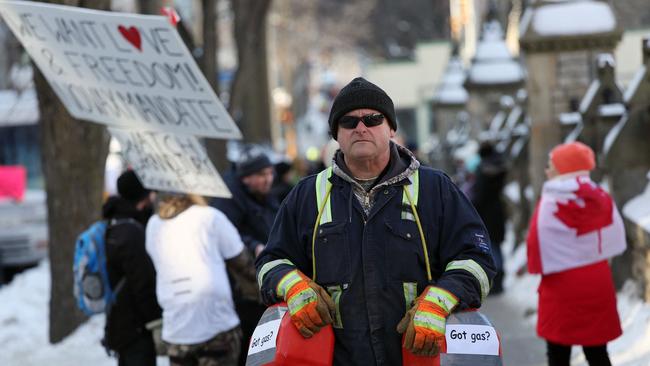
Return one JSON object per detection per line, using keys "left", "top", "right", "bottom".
{"left": 145, "top": 192, "right": 257, "bottom": 366}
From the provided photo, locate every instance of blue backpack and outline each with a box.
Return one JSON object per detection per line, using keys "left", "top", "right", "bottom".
{"left": 73, "top": 219, "right": 131, "bottom": 316}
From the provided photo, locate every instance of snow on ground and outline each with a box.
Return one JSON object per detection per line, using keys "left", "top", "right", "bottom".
{"left": 0, "top": 262, "right": 168, "bottom": 366}
{"left": 2, "top": 241, "right": 650, "bottom": 365}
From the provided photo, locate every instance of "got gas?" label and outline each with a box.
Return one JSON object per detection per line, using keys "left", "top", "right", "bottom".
{"left": 445, "top": 324, "right": 499, "bottom": 356}
{"left": 247, "top": 319, "right": 281, "bottom": 356}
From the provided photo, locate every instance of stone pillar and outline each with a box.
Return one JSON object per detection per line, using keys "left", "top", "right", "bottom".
{"left": 465, "top": 19, "right": 524, "bottom": 137}
{"left": 519, "top": 0, "right": 622, "bottom": 195}
{"left": 432, "top": 55, "right": 468, "bottom": 173}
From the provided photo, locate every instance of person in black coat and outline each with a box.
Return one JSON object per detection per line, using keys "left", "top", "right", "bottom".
{"left": 471, "top": 142, "right": 507, "bottom": 294}
{"left": 270, "top": 160, "right": 295, "bottom": 204}
{"left": 103, "top": 170, "right": 162, "bottom": 366}
{"left": 211, "top": 149, "right": 279, "bottom": 366}
{"left": 212, "top": 150, "right": 279, "bottom": 258}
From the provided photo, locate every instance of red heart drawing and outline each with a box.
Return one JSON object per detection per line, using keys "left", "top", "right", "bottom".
{"left": 117, "top": 25, "right": 142, "bottom": 51}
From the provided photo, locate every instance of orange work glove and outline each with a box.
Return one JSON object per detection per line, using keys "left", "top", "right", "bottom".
{"left": 396, "top": 286, "right": 459, "bottom": 356}
{"left": 276, "top": 269, "right": 336, "bottom": 338}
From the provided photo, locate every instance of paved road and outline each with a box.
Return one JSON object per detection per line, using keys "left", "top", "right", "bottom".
{"left": 482, "top": 293, "right": 547, "bottom": 366}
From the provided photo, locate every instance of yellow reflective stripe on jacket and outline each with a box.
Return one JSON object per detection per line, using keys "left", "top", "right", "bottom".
{"left": 276, "top": 269, "right": 303, "bottom": 298}
{"left": 326, "top": 285, "right": 344, "bottom": 329}
{"left": 445, "top": 259, "right": 491, "bottom": 301}
{"left": 315, "top": 167, "right": 333, "bottom": 225}
{"left": 423, "top": 286, "right": 459, "bottom": 314}
{"left": 403, "top": 282, "right": 417, "bottom": 309}
{"left": 287, "top": 287, "right": 315, "bottom": 315}
{"left": 257, "top": 259, "right": 294, "bottom": 288}
{"left": 401, "top": 170, "right": 419, "bottom": 221}
{"left": 413, "top": 311, "right": 446, "bottom": 334}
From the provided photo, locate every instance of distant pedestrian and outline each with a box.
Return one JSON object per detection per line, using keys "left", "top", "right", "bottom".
{"left": 527, "top": 142, "right": 625, "bottom": 366}
{"left": 103, "top": 170, "right": 161, "bottom": 366}
{"left": 213, "top": 148, "right": 279, "bottom": 257}
{"left": 146, "top": 193, "right": 256, "bottom": 366}
{"left": 211, "top": 147, "right": 279, "bottom": 365}
{"left": 271, "top": 159, "right": 295, "bottom": 203}
{"left": 471, "top": 142, "right": 507, "bottom": 294}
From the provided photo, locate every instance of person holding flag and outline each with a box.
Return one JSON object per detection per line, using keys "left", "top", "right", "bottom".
{"left": 527, "top": 141, "right": 626, "bottom": 366}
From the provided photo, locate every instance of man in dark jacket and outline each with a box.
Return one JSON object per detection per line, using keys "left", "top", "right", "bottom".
{"left": 256, "top": 77, "right": 496, "bottom": 365}
{"left": 213, "top": 149, "right": 279, "bottom": 256}
{"left": 211, "top": 149, "right": 279, "bottom": 365}
{"left": 103, "top": 170, "right": 161, "bottom": 366}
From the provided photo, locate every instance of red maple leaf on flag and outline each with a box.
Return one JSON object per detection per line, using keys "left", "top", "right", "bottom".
{"left": 554, "top": 180, "right": 613, "bottom": 236}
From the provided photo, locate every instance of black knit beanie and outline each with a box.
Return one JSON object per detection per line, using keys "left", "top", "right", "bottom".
{"left": 117, "top": 170, "right": 150, "bottom": 203}
{"left": 236, "top": 152, "right": 273, "bottom": 178}
{"left": 328, "top": 77, "right": 397, "bottom": 140}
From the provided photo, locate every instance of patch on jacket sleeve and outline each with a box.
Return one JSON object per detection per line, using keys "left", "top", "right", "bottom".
{"left": 472, "top": 232, "right": 491, "bottom": 253}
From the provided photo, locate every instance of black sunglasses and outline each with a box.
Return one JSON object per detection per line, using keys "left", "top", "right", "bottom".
{"left": 338, "top": 113, "right": 385, "bottom": 129}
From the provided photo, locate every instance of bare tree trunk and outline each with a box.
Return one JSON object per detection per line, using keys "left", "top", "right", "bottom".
{"left": 34, "top": 0, "right": 111, "bottom": 345}
{"left": 229, "top": 0, "right": 273, "bottom": 144}
{"left": 201, "top": 0, "right": 219, "bottom": 93}
{"left": 201, "top": 0, "right": 229, "bottom": 171}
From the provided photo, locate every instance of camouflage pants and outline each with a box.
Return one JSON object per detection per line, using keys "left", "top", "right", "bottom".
{"left": 166, "top": 326, "right": 242, "bottom": 366}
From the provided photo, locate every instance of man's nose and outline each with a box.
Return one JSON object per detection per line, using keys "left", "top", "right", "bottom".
{"left": 354, "top": 119, "right": 369, "bottom": 132}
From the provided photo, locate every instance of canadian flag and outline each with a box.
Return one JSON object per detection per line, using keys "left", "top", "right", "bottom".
{"left": 527, "top": 175, "right": 626, "bottom": 275}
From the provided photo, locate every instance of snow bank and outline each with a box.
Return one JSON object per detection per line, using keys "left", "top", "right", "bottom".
{"left": 622, "top": 175, "right": 650, "bottom": 233}
{"left": 0, "top": 262, "right": 168, "bottom": 366}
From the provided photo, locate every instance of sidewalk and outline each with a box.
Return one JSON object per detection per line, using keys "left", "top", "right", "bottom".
{"left": 480, "top": 231, "right": 548, "bottom": 366}
{"left": 482, "top": 292, "right": 546, "bottom": 366}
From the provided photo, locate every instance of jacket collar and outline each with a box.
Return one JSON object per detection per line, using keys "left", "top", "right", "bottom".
{"left": 331, "top": 142, "right": 420, "bottom": 191}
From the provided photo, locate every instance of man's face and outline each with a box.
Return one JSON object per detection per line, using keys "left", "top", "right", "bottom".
{"left": 336, "top": 108, "right": 395, "bottom": 162}
{"left": 242, "top": 167, "right": 274, "bottom": 195}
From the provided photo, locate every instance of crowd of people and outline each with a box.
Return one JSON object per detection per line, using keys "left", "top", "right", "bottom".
{"left": 99, "top": 76, "right": 625, "bottom": 366}
{"left": 103, "top": 154, "right": 284, "bottom": 366}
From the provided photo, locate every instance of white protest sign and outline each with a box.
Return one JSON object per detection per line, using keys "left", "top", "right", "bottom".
{"left": 247, "top": 318, "right": 281, "bottom": 356}
{"left": 0, "top": 1, "right": 241, "bottom": 139}
{"left": 445, "top": 324, "right": 500, "bottom": 356}
{"left": 109, "top": 127, "right": 231, "bottom": 198}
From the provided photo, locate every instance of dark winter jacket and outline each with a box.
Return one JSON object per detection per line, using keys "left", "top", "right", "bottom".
{"left": 211, "top": 175, "right": 280, "bottom": 253}
{"left": 102, "top": 196, "right": 161, "bottom": 352}
{"left": 256, "top": 143, "right": 496, "bottom": 366}
{"left": 271, "top": 162, "right": 295, "bottom": 203}
{"left": 471, "top": 151, "right": 507, "bottom": 245}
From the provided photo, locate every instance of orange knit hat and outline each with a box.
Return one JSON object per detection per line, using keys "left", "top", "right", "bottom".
{"left": 549, "top": 142, "right": 595, "bottom": 174}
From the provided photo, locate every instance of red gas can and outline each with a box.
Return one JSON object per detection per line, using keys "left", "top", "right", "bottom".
{"left": 245, "top": 303, "right": 334, "bottom": 366}
{"left": 402, "top": 337, "right": 443, "bottom": 366}
{"left": 402, "top": 310, "right": 502, "bottom": 366}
